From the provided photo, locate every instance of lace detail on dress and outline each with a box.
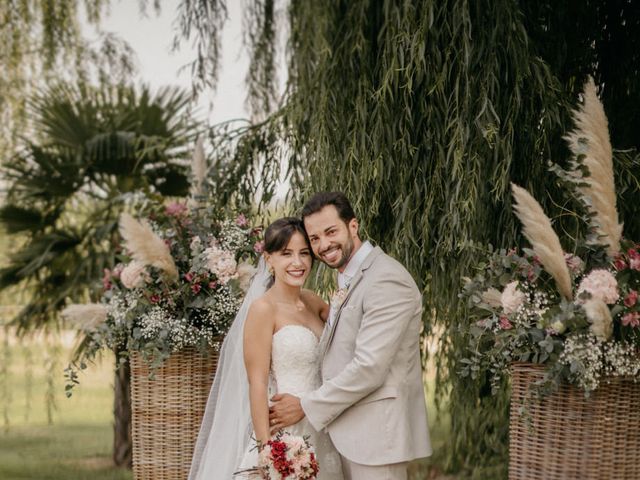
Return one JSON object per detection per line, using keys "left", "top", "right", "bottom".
{"left": 239, "top": 324, "right": 343, "bottom": 479}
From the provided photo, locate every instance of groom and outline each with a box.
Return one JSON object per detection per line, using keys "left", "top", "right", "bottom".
{"left": 269, "top": 192, "right": 431, "bottom": 479}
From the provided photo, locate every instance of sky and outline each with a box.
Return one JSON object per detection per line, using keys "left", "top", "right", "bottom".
{"left": 91, "top": 0, "right": 251, "bottom": 125}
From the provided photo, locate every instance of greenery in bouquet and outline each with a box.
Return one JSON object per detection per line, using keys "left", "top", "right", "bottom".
{"left": 63, "top": 140, "right": 264, "bottom": 389}
{"left": 459, "top": 78, "right": 640, "bottom": 397}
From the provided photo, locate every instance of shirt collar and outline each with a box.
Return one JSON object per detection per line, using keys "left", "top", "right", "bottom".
{"left": 338, "top": 240, "right": 374, "bottom": 288}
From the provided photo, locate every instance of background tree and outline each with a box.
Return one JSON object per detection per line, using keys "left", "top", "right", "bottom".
{"left": 0, "top": 81, "right": 199, "bottom": 466}
{"left": 177, "top": 0, "right": 640, "bottom": 477}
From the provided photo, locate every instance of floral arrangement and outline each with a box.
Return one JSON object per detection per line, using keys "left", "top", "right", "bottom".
{"left": 235, "top": 431, "right": 319, "bottom": 479}
{"left": 63, "top": 140, "right": 264, "bottom": 387}
{"left": 459, "top": 78, "right": 640, "bottom": 396}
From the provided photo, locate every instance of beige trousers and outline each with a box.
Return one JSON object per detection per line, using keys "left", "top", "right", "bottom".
{"left": 340, "top": 455, "right": 408, "bottom": 480}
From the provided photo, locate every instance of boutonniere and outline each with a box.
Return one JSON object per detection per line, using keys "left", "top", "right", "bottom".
{"left": 330, "top": 286, "right": 349, "bottom": 309}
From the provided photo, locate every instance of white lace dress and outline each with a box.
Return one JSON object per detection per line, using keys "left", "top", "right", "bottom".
{"left": 238, "top": 324, "right": 343, "bottom": 478}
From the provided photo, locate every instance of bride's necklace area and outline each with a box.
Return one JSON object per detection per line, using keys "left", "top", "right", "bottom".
{"left": 274, "top": 298, "right": 306, "bottom": 311}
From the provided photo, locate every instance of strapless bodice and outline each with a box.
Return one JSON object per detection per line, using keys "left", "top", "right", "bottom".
{"left": 271, "top": 324, "right": 321, "bottom": 397}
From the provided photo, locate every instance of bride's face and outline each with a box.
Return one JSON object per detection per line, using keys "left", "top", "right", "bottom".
{"left": 266, "top": 232, "right": 313, "bottom": 287}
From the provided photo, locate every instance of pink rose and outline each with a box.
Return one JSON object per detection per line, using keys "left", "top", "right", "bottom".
{"left": 208, "top": 281, "right": 218, "bottom": 290}
{"left": 622, "top": 312, "right": 640, "bottom": 327}
{"left": 614, "top": 255, "right": 627, "bottom": 271}
{"left": 564, "top": 253, "right": 584, "bottom": 274}
{"left": 184, "top": 272, "right": 195, "bottom": 283}
{"left": 235, "top": 213, "right": 249, "bottom": 227}
{"left": 165, "top": 202, "right": 188, "bottom": 217}
{"left": 191, "top": 283, "right": 202, "bottom": 294}
{"left": 624, "top": 290, "right": 638, "bottom": 308}
{"left": 253, "top": 240, "right": 265, "bottom": 254}
{"left": 102, "top": 268, "right": 112, "bottom": 290}
{"left": 149, "top": 294, "right": 160, "bottom": 304}
{"left": 120, "top": 261, "right": 147, "bottom": 289}
{"left": 499, "top": 316, "right": 513, "bottom": 330}
{"left": 577, "top": 269, "right": 619, "bottom": 304}
{"left": 629, "top": 250, "right": 640, "bottom": 271}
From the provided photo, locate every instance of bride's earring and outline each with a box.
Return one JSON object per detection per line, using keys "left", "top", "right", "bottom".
{"left": 268, "top": 264, "right": 274, "bottom": 276}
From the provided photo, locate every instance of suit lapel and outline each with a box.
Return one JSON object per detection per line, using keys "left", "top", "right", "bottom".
{"left": 320, "top": 247, "right": 383, "bottom": 357}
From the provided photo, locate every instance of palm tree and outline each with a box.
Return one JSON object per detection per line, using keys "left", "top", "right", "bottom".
{"left": 0, "top": 81, "right": 200, "bottom": 467}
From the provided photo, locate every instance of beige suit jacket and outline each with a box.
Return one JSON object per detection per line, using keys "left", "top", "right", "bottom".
{"left": 301, "top": 246, "right": 432, "bottom": 466}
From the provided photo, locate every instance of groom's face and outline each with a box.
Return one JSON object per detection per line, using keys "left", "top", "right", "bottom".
{"left": 303, "top": 205, "right": 361, "bottom": 272}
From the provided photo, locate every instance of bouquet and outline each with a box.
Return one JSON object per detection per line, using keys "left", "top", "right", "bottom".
{"left": 459, "top": 78, "right": 640, "bottom": 397}
{"left": 235, "top": 431, "right": 319, "bottom": 479}
{"left": 63, "top": 192, "right": 264, "bottom": 386}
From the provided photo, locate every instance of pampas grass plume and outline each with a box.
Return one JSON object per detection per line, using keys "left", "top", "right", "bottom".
{"left": 511, "top": 183, "right": 573, "bottom": 300}
{"left": 564, "top": 77, "right": 622, "bottom": 257}
{"left": 119, "top": 213, "right": 179, "bottom": 281}
{"left": 61, "top": 304, "right": 108, "bottom": 331}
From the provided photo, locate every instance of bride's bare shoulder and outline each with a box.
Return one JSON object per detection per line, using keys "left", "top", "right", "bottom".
{"left": 246, "top": 295, "right": 276, "bottom": 323}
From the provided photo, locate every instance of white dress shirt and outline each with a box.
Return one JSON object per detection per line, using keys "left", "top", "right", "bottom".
{"left": 328, "top": 241, "right": 374, "bottom": 327}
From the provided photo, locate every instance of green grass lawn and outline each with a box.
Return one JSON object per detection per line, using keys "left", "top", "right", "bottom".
{"left": 0, "top": 333, "right": 132, "bottom": 480}
{"left": 0, "top": 332, "right": 451, "bottom": 479}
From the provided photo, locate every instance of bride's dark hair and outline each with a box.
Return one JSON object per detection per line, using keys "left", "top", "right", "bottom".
{"left": 264, "top": 217, "right": 313, "bottom": 256}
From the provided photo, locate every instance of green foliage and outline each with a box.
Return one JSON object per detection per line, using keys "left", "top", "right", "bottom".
{"left": 0, "top": 82, "right": 200, "bottom": 333}
{"left": 0, "top": 1, "right": 137, "bottom": 167}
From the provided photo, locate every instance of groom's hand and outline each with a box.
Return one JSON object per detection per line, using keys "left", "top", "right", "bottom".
{"left": 269, "top": 393, "right": 304, "bottom": 434}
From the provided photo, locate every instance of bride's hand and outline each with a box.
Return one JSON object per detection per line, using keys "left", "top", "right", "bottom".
{"left": 268, "top": 393, "right": 304, "bottom": 433}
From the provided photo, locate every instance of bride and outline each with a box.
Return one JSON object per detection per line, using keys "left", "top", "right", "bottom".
{"left": 189, "top": 217, "right": 343, "bottom": 479}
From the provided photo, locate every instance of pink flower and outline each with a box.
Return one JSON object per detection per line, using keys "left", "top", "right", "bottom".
{"left": 149, "top": 294, "right": 160, "bottom": 304}
{"left": 120, "top": 261, "right": 148, "bottom": 289}
{"left": 564, "top": 253, "right": 584, "bottom": 274}
{"left": 253, "top": 240, "right": 265, "bottom": 253}
{"left": 624, "top": 290, "right": 638, "bottom": 308}
{"left": 622, "top": 312, "right": 640, "bottom": 327}
{"left": 499, "top": 316, "right": 513, "bottom": 330}
{"left": 629, "top": 249, "right": 640, "bottom": 271}
{"left": 235, "top": 213, "right": 249, "bottom": 227}
{"left": 577, "top": 269, "right": 619, "bottom": 304}
{"left": 614, "top": 255, "right": 627, "bottom": 271}
{"left": 501, "top": 281, "right": 525, "bottom": 314}
{"left": 102, "top": 268, "right": 112, "bottom": 290}
{"left": 191, "top": 283, "right": 202, "bottom": 294}
{"left": 184, "top": 272, "right": 195, "bottom": 283}
{"left": 165, "top": 202, "right": 188, "bottom": 217}
{"left": 208, "top": 281, "right": 218, "bottom": 290}
{"left": 204, "top": 245, "right": 238, "bottom": 284}
{"left": 112, "top": 263, "right": 124, "bottom": 279}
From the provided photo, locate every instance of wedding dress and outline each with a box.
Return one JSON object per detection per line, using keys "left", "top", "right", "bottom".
{"left": 189, "top": 259, "right": 343, "bottom": 479}
{"left": 238, "top": 324, "right": 343, "bottom": 478}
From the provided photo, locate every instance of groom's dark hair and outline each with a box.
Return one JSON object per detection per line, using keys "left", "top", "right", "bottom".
{"left": 301, "top": 191, "right": 356, "bottom": 224}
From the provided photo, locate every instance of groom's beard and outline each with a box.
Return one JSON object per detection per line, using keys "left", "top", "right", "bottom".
{"left": 319, "top": 238, "right": 354, "bottom": 270}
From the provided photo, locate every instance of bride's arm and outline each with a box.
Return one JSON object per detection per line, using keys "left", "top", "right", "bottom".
{"left": 243, "top": 299, "right": 275, "bottom": 446}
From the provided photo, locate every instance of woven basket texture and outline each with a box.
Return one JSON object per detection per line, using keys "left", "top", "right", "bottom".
{"left": 509, "top": 362, "right": 640, "bottom": 480}
{"left": 131, "top": 347, "right": 219, "bottom": 480}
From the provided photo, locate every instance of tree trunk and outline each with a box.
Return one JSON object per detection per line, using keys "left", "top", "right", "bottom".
{"left": 113, "top": 350, "right": 132, "bottom": 468}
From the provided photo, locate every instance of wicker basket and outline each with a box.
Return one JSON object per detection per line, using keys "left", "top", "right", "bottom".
{"left": 509, "top": 363, "right": 640, "bottom": 480}
{"left": 130, "top": 346, "right": 220, "bottom": 480}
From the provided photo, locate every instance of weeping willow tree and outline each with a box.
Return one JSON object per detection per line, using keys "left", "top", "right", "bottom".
{"left": 172, "top": 0, "right": 640, "bottom": 476}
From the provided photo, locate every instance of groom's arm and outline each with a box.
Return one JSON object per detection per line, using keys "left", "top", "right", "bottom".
{"left": 300, "top": 266, "right": 421, "bottom": 431}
